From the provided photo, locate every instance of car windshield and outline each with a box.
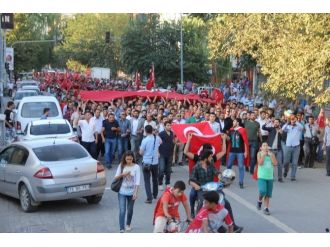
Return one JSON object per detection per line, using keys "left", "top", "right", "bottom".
{"left": 33, "top": 144, "right": 88, "bottom": 161}
{"left": 14, "top": 92, "right": 37, "bottom": 100}
{"left": 21, "top": 102, "right": 59, "bottom": 118}
{"left": 30, "top": 123, "right": 71, "bottom": 135}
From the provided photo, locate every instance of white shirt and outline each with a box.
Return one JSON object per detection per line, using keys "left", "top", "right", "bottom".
{"left": 71, "top": 111, "right": 79, "bottom": 128}
{"left": 143, "top": 120, "right": 157, "bottom": 136}
{"left": 115, "top": 164, "right": 141, "bottom": 196}
{"left": 131, "top": 118, "right": 139, "bottom": 136}
{"left": 92, "top": 116, "right": 104, "bottom": 134}
{"left": 78, "top": 119, "right": 96, "bottom": 142}
{"left": 257, "top": 118, "right": 268, "bottom": 136}
{"left": 208, "top": 121, "right": 221, "bottom": 133}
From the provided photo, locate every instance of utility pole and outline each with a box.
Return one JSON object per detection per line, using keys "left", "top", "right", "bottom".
{"left": 0, "top": 28, "right": 5, "bottom": 113}
{"left": 180, "top": 14, "right": 184, "bottom": 85}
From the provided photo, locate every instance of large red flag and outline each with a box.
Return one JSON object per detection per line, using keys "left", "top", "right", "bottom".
{"left": 211, "top": 88, "right": 224, "bottom": 103}
{"left": 171, "top": 122, "right": 215, "bottom": 144}
{"left": 188, "top": 133, "right": 223, "bottom": 178}
{"left": 135, "top": 72, "right": 141, "bottom": 90}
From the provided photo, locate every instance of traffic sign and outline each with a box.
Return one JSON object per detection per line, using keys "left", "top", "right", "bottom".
{"left": 1, "top": 13, "right": 14, "bottom": 29}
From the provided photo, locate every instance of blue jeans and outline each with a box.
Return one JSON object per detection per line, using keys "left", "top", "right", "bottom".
{"left": 105, "top": 138, "right": 117, "bottom": 166}
{"left": 227, "top": 152, "right": 245, "bottom": 184}
{"left": 249, "top": 140, "right": 259, "bottom": 174}
{"left": 118, "top": 193, "right": 135, "bottom": 231}
{"left": 317, "top": 142, "right": 324, "bottom": 162}
{"left": 283, "top": 145, "right": 300, "bottom": 179}
{"left": 158, "top": 155, "right": 172, "bottom": 186}
{"left": 118, "top": 137, "right": 129, "bottom": 160}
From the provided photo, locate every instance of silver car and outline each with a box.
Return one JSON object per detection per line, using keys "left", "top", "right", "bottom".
{"left": 13, "top": 90, "right": 38, "bottom": 107}
{"left": 18, "top": 119, "right": 78, "bottom": 142}
{"left": 0, "top": 139, "right": 106, "bottom": 212}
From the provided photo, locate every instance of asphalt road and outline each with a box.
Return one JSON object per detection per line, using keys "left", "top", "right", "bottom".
{"left": 0, "top": 160, "right": 329, "bottom": 233}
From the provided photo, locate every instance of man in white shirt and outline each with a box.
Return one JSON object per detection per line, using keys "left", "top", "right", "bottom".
{"left": 130, "top": 110, "right": 145, "bottom": 158}
{"left": 208, "top": 113, "right": 221, "bottom": 133}
{"left": 76, "top": 111, "right": 97, "bottom": 159}
{"left": 257, "top": 111, "right": 268, "bottom": 143}
{"left": 92, "top": 109, "right": 105, "bottom": 159}
{"left": 143, "top": 114, "right": 157, "bottom": 136}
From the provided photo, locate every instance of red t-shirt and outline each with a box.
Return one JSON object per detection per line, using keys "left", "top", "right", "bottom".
{"left": 186, "top": 204, "right": 233, "bottom": 233}
{"left": 154, "top": 189, "right": 187, "bottom": 220}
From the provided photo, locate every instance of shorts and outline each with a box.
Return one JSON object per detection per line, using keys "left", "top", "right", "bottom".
{"left": 258, "top": 179, "right": 273, "bottom": 198}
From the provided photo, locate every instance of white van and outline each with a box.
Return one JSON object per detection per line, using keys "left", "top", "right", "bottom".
{"left": 14, "top": 96, "right": 63, "bottom": 134}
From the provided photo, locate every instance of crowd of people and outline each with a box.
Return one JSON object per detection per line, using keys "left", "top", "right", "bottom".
{"left": 4, "top": 73, "right": 330, "bottom": 233}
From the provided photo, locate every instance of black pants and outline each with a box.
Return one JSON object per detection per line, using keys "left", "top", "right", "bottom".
{"left": 304, "top": 138, "right": 317, "bottom": 168}
{"left": 298, "top": 140, "right": 304, "bottom": 166}
{"left": 143, "top": 164, "right": 159, "bottom": 201}
{"left": 81, "top": 141, "right": 97, "bottom": 159}
{"left": 95, "top": 134, "right": 105, "bottom": 159}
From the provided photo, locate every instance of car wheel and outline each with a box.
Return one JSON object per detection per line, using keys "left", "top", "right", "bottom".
{"left": 19, "top": 184, "right": 38, "bottom": 212}
{"left": 85, "top": 194, "right": 103, "bottom": 204}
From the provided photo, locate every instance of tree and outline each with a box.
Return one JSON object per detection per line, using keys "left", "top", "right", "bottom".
{"left": 120, "top": 14, "right": 209, "bottom": 86}
{"left": 208, "top": 14, "right": 330, "bottom": 105}
{"left": 54, "top": 14, "right": 130, "bottom": 76}
{"left": 6, "top": 13, "right": 62, "bottom": 72}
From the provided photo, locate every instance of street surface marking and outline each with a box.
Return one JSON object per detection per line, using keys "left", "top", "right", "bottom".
{"left": 224, "top": 189, "right": 297, "bottom": 233}
{"left": 182, "top": 166, "right": 297, "bottom": 233}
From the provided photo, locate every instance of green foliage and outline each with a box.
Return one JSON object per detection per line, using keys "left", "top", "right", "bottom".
{"left": 6, "top": 13, "right": 62, "bottom": 72}
{"left": 208, "top": 14, "right": 330, "bottom": 105}
{"left": 120, "top": 14, "right": 209, "bottom": 85}
{"left": 54, "top": 14, "right": 130, "bottom": 76}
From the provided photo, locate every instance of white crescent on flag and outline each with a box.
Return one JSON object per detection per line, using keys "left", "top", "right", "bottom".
{"left": 183, "top": 126, "right": 203, "bottom": 138}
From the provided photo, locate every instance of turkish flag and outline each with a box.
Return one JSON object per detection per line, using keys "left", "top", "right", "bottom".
{"left": 146, "top": 64, "right": 155, "bottom": 90}
{"left": 211, "top": 88, "right": 224, "bottom": 103}
{"left": 171, "top": 122, "right": 215, "bottom": 144}
{"left": 188, "top": 133, "right": 222, "bottom": 177}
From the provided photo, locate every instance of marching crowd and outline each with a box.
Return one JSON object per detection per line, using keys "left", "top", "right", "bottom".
{"left": 46, "top": 84, "right": 330, "bottom": 233}
{"left": 4, "top": 74, "right": 330, "bottom": 233}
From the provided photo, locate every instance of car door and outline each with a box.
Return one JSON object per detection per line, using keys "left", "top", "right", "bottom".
{"left": 4, "top": 146, "right": 29, "bottom": 197}
{"left": 0, "top": 147, "right": 15, "bottom": 195}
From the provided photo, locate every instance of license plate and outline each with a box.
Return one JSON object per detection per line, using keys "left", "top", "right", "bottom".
{"left": 67, "top": 184, "right": 90, "bottom": 193}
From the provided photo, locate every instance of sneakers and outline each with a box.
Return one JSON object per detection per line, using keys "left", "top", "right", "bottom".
{"left": 120, "top": 229, "right": 125, "bottom": 233}
{"left": 158, "top": 185, "right": 164, "bottom": 191}
{"left": 178, "top": 162, "right": 184, "bottom": 166}
{"left": 257, "top": 201, "right": 262, "bottom": 210}
{"left": 291, "top": 178, "right": 296, "bottom": 181}
{"left": 278, "top": 178, "right": 283, "bottom": 183}
{"left": 125, "top": 225, "right": 132, "bottom": 232}
{"left": 239, "top": 183, "right": 244, "bottom": 189}
{"left": 145, "top": 199, "right": 152, "bottom": 204}
{"left": 283, "top": 172, "right": 287, "bottom": 178}
{"left": 263, "top": 208, "right": 270, "bottom": 215}
{"left": 233, "top": 225, "right": 244, "bottom": 233}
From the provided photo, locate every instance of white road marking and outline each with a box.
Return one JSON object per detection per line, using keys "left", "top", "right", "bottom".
{"left": 224, "top": 189, "right": 297, "bottom": 233}
{"left": 105, "top": 187, "right": 111, "bottom": 190}
{"left": 181, "top": 165, "right": 297, "bottom": 233}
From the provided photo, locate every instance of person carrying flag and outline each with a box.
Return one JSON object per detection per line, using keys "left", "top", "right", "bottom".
{"left": 226, "top": 118, "right": 249, "bottom": 189}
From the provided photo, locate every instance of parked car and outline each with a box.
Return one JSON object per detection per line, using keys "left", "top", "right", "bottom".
{"left": 18, "top": 119, "right": 78, "bottom": 142}
{"left": 17, "top": 80, "right": 39, "bottom": 89}
{"left": 0, "top": 139, "right": 106, "bottom": 212}
{"left": 13, "top": 90, "right": 38, "bottom": 107}
{"left": 21, "top": 85, "right": 40, "bottom": 95}
{"left": 14, "top": 96, "right": 63, "bottom": 134}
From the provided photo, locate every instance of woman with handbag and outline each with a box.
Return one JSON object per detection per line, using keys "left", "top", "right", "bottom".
{"left": 114, "top": 151, "right": 141, "bottom": 233}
